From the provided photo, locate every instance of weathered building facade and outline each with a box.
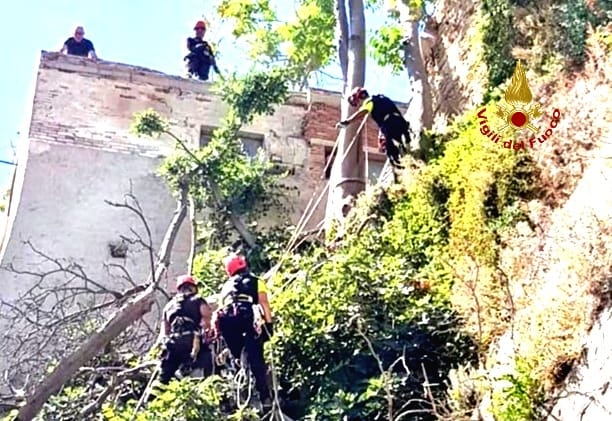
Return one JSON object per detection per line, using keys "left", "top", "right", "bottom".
{"left": 0, "top": 52, "right": 404, "bottom": 375}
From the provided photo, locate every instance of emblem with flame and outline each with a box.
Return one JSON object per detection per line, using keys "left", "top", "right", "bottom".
{"left": 495, "top": 60, "right": 542, "bottom": 134}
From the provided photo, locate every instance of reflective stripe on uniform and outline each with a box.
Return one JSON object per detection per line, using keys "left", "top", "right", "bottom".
{"left": 383, "top": 112, "right": 402, "bottom": 121}
{"left": 359, "top": 98, "right": 374, "bottom": 113}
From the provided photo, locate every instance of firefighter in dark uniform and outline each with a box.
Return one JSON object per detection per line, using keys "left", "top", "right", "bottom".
{"left": 155, "top": 274, "right": 213, "bottom": 388}
{"left": 336, "top": 86, "right": 412, "bottom": 168}
{"left": 185, "top": 20, "right": 222, "bottom": 81}
{"left": 215, "top": 253, "right": 274, "bottom": 413}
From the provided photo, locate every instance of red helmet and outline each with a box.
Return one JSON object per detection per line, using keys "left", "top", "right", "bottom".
{"left": 194, "top": 20, "right": 206, "bottom": 30}
{"left": 223, "top": 254, "right": 247, "bottom": 276}
{"left": 176, "top": 274, "right": 197, "bottom": 290}
{"left": 348, "top": 86, "right": 369, "bottom": 107}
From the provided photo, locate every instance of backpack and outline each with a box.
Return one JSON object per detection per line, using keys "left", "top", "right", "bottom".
{"left": 165, "top": 293, "right": 202, "bottom": 335}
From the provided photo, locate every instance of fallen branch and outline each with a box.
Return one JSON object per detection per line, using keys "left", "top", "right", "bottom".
{"left": 15, "top": 184, "right": 189, "bottom": 421}
{"left": 79, "top": 361, "right": 157, "bottom": 418}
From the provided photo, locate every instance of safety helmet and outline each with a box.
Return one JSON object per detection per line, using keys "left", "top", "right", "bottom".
{"left": 176, "top": 274, "right": 197, "bottom": 290}
{"left": 348, "top": 86, "right": 369, "bottom": 107}
{"left": 223, "top": 253, "right": 247, "bottom": 276}
{"left": 194, "top": 20, "right": 207, "bottom": 30}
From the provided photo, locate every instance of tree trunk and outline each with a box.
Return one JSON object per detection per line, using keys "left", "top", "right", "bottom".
{"left": 394, "top": 2, "right": 433, "bottom": 153}
{"left": 16, "top": 186, "right": 189, "bottom": 421}
{"left": 187, "top": 197, "right": 197, "bottom": 273}
{"left": 325, "top": 0, "right": 366, "bottom": 230}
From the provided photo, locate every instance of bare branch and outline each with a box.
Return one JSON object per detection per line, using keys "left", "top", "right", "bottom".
{"left": 14, "top": 184, "right": 189, "bottom": 420}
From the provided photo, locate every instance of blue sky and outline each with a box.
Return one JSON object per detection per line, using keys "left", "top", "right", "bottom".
{"left": 0, "top": 0, "right": 409, "bottom": 189}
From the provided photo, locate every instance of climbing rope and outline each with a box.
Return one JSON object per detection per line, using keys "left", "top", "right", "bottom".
{"left": 264, "top": 112, "right": 371, "bottom": 291}
{"left": 364, "top": 117, "right": 369, "bottom": 190}
{"left": 234, "top": 350, "right": 253, "bottom": 410}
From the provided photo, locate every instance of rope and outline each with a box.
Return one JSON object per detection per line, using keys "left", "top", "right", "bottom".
{"left": 365, "top": 117, "right": 369, "bottom": 191}
{"left": 265, "top": 112, "right": 371, "bottom": 292}
{"left": 234, "top": 357, "right": 252, "bottom": 409}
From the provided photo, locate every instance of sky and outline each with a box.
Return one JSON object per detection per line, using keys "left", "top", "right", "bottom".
{"left": 0, "top": 0, "right": 409, "bottom": 190}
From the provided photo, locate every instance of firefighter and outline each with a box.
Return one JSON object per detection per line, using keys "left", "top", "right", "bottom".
{"left": 215, "top": 253, "right": 274, "bottom": 413}
{"left": 185, "top": 20, "right": 221, "bottom": 81}
{"left": 336, "top": 87, "right": 412, "bottom": 168}
{"left": 155, "top": 275, "right": 213, "bottom": 386}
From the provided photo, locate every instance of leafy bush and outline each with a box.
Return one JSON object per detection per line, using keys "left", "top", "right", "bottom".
{"left": 100, "top": 376, "right": 256, "bottom": 421}
{"left": 512, "top": 0, "right": 595, "bottom": 72}
{"left": 265, "top": 102, "right": 535, "bottom": 419}
{"left": 491, "top": 358, "right": 544, "bottom": 421}
{"left": 480, "top": 0, "right": 517, "bottom": 88}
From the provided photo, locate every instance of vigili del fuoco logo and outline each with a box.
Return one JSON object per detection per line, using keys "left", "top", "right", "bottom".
{"left": 477, "top": 60, "right": 561, "bottom": 151}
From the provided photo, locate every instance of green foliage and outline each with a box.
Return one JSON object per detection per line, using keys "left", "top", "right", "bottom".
{"left": 265, "top": 101, "right": 535, "bottom": 418}
{"left": 549, "top": 1, "right": 590, "bottom": 64}
{"left": 132, "top": 67, "right": 292, "bottom": 244}
{"left": 480, "top": 0, "right": 517, "bottom": 88}
{"left": 589, "top": 0, "right": 612, "bottom": 27}
{"left": 101, "top": 377, "right": 243, "bottom": 421}
{"left": 270, "top": 222, "right": 476, "bottom": 419}
{"left": 217, "top": 0, "right": 335, "bottom": 85}
{"left": 276, "top": 0, "right": 336, "bottom": 81}
{"left": 130, "top": 109, "right": 168, "bottom": 137}
{"left": 213, "top": 69, "right": 290, "bottom": 125}
{"left": 507, "top": 0, "right": 598, "bottom": 74}
{"left": 491, "top": 358, "right": 544, "bottom": 421}
{"left": 217, "top": 0, "right": 276, "bottom": 38}
{"left": 192, "top": 248, "right": 228, "bottom": 297}
{"left": 370, "top": 25, "right": 405, "bottom": 75}
{"left": 1, "top": 410, "right": 18, "bottom": 421}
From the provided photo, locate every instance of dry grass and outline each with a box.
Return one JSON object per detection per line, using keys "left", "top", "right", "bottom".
{"left": 489, "top": 26, "right": 612, "bottom": 391}
{"left": 442, "top": 28, "right": 612, "bottom": 418}
{"left": 529, "top": 23, "right": 612, "bottom": 208}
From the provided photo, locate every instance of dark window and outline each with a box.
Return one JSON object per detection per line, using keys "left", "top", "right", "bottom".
{"left": 200, "top": 126, "right": 263, "bottom": 158}
{"left": 324, "top": 147, "right": 336, "bottom": 179}
{"left": 109, "top": 240, "right": 128, "bottom": 258}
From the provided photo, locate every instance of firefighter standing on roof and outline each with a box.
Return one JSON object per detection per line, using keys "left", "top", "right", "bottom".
{"left": 215, "top": 253, "right": 274, "bottom": 413}
{"left": 185, "top": 20, "right": 221, "bottom": 81}
{"left": 336, "top": 87, "right": 412, "bottom": 168}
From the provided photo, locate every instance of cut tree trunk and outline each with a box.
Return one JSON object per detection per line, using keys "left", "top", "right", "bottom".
{"left": 325, "top": 0, "right": 367, "bottom": 230}
{"left": 15, "top": 186, "right": 189, "bottom": 421}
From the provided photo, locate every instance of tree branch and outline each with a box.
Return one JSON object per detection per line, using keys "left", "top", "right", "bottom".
{"left": 162, "top": 129, "right": 258, "bottom": 249}
{"left": 15, "top": 185, "right": 189, "bottom": 421}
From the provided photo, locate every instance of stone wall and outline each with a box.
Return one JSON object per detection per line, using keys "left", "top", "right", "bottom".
{"left": 0, "top": 52, "right": 408, "bottom": 377}
{"left": 429, "top": 0, "right": 488, "bottom": 128}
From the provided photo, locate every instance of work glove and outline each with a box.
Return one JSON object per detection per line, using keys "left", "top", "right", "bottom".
{"left": 261, "top": 322, "right": 274, "bottom": 342}
{"left": 190, "top": 334, "right": 201, "bottom": 362}
{"left": 335, "top": 120, "right": 348, "bottom": 129}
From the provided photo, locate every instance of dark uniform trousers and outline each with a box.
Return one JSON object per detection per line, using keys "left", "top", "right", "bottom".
{"left": 218, "top": 303, "right": 270, "bottom": 401}
{"left": 379, "top": 114, "right": 410, "bottom": 167}
{"left": 159, "top": 335, "right": 214, "bottom": 384}
{"left": 187, "top": 53, "right": 212, "bottom": 81}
